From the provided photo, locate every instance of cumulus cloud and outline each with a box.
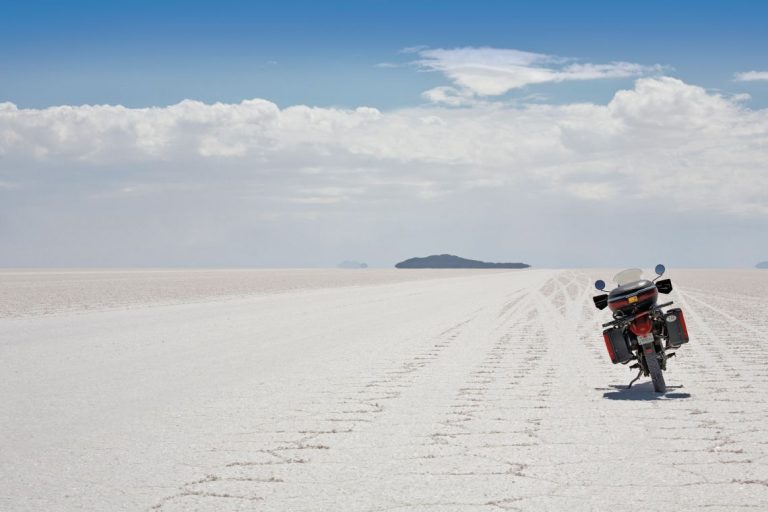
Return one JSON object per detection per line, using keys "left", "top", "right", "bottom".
{"left": 416, "top": 47, "right": 662, "bottom": 100}
{"left": 734, "top": 70, "right": 768, "bottom": 81}
{"left": 2, "top": 76, "right": 767, "bottom": 266}
{"left": 1, "top": 77, "right": 766, "bottom": 217}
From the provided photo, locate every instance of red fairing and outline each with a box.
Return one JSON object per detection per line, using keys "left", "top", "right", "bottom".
{"left": 629, "top": 315, "right": 653, "bottom": 336}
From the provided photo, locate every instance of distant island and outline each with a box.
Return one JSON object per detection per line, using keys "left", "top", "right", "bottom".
{"left": 338, "top": 260, "right": 368, "bottom": 269}
{"left": 395, "top": 254, "right": 530, "bottom": 269}
{"left": 757, "top": 261, "right": 768, "bottom": 269}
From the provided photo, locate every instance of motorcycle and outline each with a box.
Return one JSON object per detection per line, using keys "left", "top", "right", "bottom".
{"left": 592, "top": 264, "right": 689, "bottom": 393}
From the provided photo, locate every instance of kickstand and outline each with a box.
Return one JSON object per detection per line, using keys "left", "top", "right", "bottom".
{"left": 626, "top": 370, "right": 643, "bottom": 389}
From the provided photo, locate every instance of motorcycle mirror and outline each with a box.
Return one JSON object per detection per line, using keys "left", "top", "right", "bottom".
{"left": 595, "top": 279, "right": 606, "bottom": 291}
{"left": 656, "top": 278, "right": 673, "bottom": 294}
{"left": 655, "top": 264, "right": 666, "bottom": 276}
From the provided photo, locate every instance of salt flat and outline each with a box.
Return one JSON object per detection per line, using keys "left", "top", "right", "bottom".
{"left": 1, "top": 269, "right": 766, "bottom": 511}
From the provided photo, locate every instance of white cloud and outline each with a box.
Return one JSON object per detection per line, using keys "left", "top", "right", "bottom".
{"left": 1, "top": 77, "right": 766, "bottom": 220}
{"left": 734, "top": 70, "right": 768, "bottom": 82}
{"left": 420, "top": 86, "right": 478, "bottom": 106}
{"left": 2, "top": 76, "right": 768, "bottom": 266}
{"left": 415, "top": 47, "right": 661, "bottom": 97}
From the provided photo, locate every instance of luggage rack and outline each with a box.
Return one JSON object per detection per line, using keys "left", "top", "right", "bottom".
{"left": 602, "top": 301, "right": 674, "bottom": 328}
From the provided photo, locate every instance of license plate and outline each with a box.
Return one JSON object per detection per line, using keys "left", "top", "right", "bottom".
{"left": 637, "top": 333, "right": 654, "bottom": 345}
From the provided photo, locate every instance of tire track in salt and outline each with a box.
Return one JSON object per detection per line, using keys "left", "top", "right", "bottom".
{"left": 674, "top": 278, "right": 768, "bottom": 390}
{"left": 676, "top": 288, "right": 766, "bottom": 376}
{"left": 251, "top": 282, "right": 550, "bottom": 512}
{"left": 355, "top": 281, "right": 557, "bottom": 511}
{"left": 148, "top": 278, "right": 544, "bottom": 511}
{"left": 380, "top": 274, "right": 582, "bottom": 510}
{"left": 662, "top": 285, "right": 768, "bottom": 500}
{"left": 148, "top": 310, "right": 485, "bottom": 511}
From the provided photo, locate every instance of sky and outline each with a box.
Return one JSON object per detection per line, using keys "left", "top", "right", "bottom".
{"left": 1, "top": 0, "right": 767, "bottom": 267}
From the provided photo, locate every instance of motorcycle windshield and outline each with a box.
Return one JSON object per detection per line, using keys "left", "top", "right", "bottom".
{"left": 613, "top": 268, "right": 644, "bottom": 286}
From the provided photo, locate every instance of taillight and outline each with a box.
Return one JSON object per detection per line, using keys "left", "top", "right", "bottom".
{"left": 629, "top": 315, "right": 653, "bottom": 336}
{"left": 603, "top": 332, "right": 616, "bottom": 362}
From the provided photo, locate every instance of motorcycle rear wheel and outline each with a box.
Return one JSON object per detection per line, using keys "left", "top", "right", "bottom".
{"left": 645, "top": 349, "right": 666, "bottom": 393}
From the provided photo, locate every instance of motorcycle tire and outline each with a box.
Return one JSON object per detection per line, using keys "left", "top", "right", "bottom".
{"left": 645, "top": 349, "right": 666, "bottom": 393}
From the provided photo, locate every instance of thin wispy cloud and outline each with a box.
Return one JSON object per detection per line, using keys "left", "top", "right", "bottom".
{"left": 734, "top": 70, "right": 768, "bottom": 81}
{"left": 415, "top": 46, "right": 663, "bottom": 102}
{"left": 399, "top": 45, "right": 429, "bottom": 54}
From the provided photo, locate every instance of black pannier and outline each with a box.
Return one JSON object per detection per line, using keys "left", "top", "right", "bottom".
{"left": 603, "top": 327, "right": 633, "bottom": 364}
{"left": 665, "top": 308, "right": 689, "bottom": 347}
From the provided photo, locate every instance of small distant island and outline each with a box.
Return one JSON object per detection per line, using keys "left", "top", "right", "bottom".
{"left": 395, "top": 254, "right": 530, "bottom": 269}
{"left": 338, "top": 260, "right": 368, "bottom": 269}
{"left": 757, "top": 261, "right": 768, "bottom": 269}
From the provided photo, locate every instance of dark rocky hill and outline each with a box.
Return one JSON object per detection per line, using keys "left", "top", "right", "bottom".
{"left": 395, "top": 254, "right": 530, "bottom": 269}
{"left": 757, "top": 261, "right": 768, "bottom": 269}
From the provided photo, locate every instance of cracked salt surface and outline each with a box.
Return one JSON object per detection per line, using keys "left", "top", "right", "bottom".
{"left": 1, "top": 269, "right": 767, "bottom": 511}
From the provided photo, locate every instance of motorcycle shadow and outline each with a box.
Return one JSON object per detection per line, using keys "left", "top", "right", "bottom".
{"left": 601, "top": 382, "right": 691, "bottom": 401}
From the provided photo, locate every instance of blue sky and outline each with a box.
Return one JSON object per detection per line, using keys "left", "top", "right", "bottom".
{"left": 1, "top": 1, "right": 767, "bottom": 267}
{"left": 2, "top": 0, "right": 768, "bottom": 109}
